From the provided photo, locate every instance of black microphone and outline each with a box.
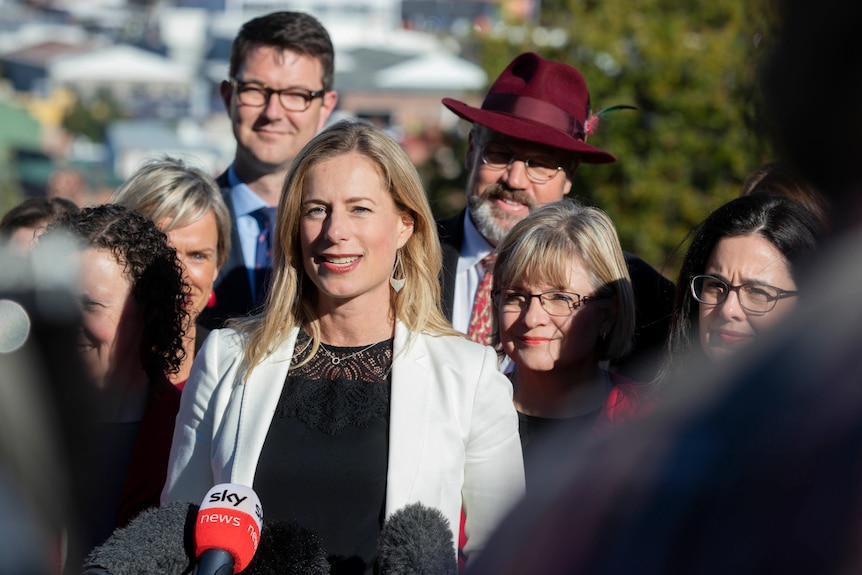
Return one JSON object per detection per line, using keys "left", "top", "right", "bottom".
{"left": 377, "top": 503, "right": 457, "bottom": 575}
{"left": 81, "top": 501, "right": 197, "bottom": 575}
{"left": 244, "top": 520, "right": 330, "bottom": 575}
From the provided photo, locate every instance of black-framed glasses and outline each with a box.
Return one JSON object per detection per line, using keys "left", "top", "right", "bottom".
{"left": 480, "top": 143, "right": 565, "bottom": 183}
{"left": 229, "top": 78, "right": 324, "bottom": 112}
{"left": 492, "top": 289, "right": 610, "bottom": 316}
{"left": 690, "top": 275, "right": 797, "bottom": 315}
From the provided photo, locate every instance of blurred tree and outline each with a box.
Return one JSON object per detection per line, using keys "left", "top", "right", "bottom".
{"left": 440, "top": 0, "right": 777, "bottom": 278}
{"left": 61, "top": 90, "right": 124, "bottom": 144}
{"left": 0, "top": 172, "right": 23, "bottom": 220}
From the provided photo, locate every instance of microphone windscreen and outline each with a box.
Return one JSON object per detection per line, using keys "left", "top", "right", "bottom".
{"left": 377, "top": 502, "right": 457, "bottom": 575}
{"left": 195, "top": 483, "right": 263, "bottom": 573}
{"left": 81, "top": 501, "right": 197, "bottom": 575}
{"left": 244, "top": 520, "right": 330, "bottom": 575}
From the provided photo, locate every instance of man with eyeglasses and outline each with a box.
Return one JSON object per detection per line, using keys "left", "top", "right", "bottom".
{"left": 438, "top": 52, "right": 674, "bottom": 380}
{"left": 201, "top": 11, "right": 338, "bottom": 328}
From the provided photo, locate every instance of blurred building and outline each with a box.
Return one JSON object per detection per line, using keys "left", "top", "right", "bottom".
{"left": 0, "top": 0, "right": 493, "bottom": 199}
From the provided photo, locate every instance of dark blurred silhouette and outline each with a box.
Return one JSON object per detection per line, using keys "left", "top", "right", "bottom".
{"left": 468, "top": 1, "right": 862, "bottom": 573}
{"left": 739, "top": 162, "right": 832, "bottom": 231}
{"left": 0, "top": 241, "right": 98, "bottom": 574}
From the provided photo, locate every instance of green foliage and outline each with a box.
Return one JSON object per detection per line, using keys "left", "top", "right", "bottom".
{"left": 61, "top": 89, "right": 124, "bottom": 144}
{"left": 0, "top": 170, "right": 24, "bottom": 220}
{"left": 455, "top": 0, "right": 775, "bottom": 278}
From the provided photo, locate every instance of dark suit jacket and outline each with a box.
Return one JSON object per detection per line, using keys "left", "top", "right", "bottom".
{"left": 197, "top": 171, "right": 257, "bottom": 330}
{"left": 437, "top": 209, "right": 675, "bottom": 381}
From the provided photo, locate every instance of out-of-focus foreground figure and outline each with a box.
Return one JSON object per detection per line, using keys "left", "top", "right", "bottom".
{"left": 468, "top": 1, "right": 862, "bottom": 573}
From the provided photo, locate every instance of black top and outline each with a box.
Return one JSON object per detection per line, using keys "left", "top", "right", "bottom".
{"left": 518, "top": 410, "right": 600, "bottom": 455}
{"left": 254, "top": 332, "right": 394, "bottom": 575}
{"left": 518, "top": 410, "right": 601, "bottom": 489}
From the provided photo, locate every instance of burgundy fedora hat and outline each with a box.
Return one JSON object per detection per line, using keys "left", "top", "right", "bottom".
{"left": 442, "top": 52, "right": 616, "bottom": 164}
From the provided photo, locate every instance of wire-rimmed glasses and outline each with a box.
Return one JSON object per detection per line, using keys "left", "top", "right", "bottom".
{"left": 480, "top": 143, "right": 565, "bottom": 183}
{"left": 492, "top": 289, "right": 609, "bottom": 316}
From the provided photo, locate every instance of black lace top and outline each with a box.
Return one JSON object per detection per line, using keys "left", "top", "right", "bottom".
{"left": 254, "top": 332, "right": 393, "bottom": 575}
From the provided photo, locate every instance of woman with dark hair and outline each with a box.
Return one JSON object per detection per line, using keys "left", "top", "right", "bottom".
{"left": 658, "top": 194, "right": 823, "bottom": 382}
{"left": 40, "top": 204, "right": 188, "bottom": 551}
{"left": 0, "top": 196, "right": 78, "bottom": 254}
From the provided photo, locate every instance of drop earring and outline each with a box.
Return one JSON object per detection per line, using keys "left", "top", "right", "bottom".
{"left": 390, "top": 249, "right": 406, "bottom": 292}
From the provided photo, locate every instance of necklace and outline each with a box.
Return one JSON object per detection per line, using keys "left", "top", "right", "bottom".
{"left": 319, "top": 341, "right": 380, "bottom": 366}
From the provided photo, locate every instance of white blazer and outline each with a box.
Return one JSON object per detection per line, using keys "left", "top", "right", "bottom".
{"left": 162, "top": 321, "right": 524, "bottom": 559}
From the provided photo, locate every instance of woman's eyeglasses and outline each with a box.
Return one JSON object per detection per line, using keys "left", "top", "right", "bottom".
{"left": 690, "top": 274, "right": 797, "bottom": 315}
{"left": 492, "top": 289, "right": 609, "bottom": 316}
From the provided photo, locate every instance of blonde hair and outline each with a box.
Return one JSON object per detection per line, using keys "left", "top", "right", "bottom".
{"left": 493, "top": 199, "right": 635, "bottom": 362}
{"left": 111, "top": 156, "right": 232, "bottom": 269}
{"left": 235, "top": 120, "right": 459, "bottom": 373}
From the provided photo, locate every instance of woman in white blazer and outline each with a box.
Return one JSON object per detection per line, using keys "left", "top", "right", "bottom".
{"left": 162, "top": 120, "right": 525, "bottom": 573}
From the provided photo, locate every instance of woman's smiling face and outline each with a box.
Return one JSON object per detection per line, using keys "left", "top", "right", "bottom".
{"left": 299, "top": 152, "right": 413, "bottom": 313}
{"left": 160, "top": 210, "right": 220, "bottom": 324}
{"left": 498, "top": 256, "right": 609, "bottom": 373}
{"left": 75, "top": 248, "right": 144, "bottom": 388}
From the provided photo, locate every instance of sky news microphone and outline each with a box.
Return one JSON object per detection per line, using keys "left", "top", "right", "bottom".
{"left": 377, "top": 502, "right": 457, "bottom": 575}
{"left": 193, "top": 483, "right": 263, "bottom": 575}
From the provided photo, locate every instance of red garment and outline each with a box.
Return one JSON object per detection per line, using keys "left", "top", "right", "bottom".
{"left": 591, "top": 372, "right": 650, "bottom": 433}
{"left": 115, "top": 373, "right": 182, "bottom": 528}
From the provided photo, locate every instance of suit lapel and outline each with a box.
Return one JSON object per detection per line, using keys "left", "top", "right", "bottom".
{"left": 201, "top": 169, "right": 254, "bottom": 329}
{"left": 386, "top": 322, "right": 431, "bottom": 516}
{"left": 231, "top": 327, "right": 299, "bottom": 486}
{"left": 437, "top": 210, "right": 466, "bottom": 322}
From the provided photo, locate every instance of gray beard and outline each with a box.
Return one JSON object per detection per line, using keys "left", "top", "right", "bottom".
{"left": 467, "top": 194, "right": 520, "bottom": 246}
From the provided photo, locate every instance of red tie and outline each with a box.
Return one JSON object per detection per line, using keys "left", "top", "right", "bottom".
{"left": 467, "top": 253, "right": 497, "bottom": 346}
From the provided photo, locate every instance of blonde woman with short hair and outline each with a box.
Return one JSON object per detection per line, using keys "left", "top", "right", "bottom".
{"left": 493, "top": 200, "right": 646, "bottom": 474}
{"left": 112, "top": 156, "right": 231, "bottom": 386}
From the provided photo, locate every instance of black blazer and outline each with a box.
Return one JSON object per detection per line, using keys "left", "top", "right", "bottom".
{"left": 436, "top": 208, "right": 675, "bottom": 381}
{"left": 437, "top": 210, "right": 467, "bottom": 323}
{"left": 197, "top": 171, "right": 257, "bottom": 330}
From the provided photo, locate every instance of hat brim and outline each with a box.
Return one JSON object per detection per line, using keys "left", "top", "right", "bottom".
{"left": 443, "top": 97, "right": 617, "bottom": 164}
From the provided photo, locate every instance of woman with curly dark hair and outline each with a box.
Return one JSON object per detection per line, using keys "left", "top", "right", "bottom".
{"left": 41, "top": 203, "right": 188, "bottom": 553}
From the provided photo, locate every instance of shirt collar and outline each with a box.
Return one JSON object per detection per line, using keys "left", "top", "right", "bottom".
{"left": 228, "top": 164, "right": 270, "bottom": 217}
{"left": 457, "top": 207, "right": 495, "bottom": 273}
